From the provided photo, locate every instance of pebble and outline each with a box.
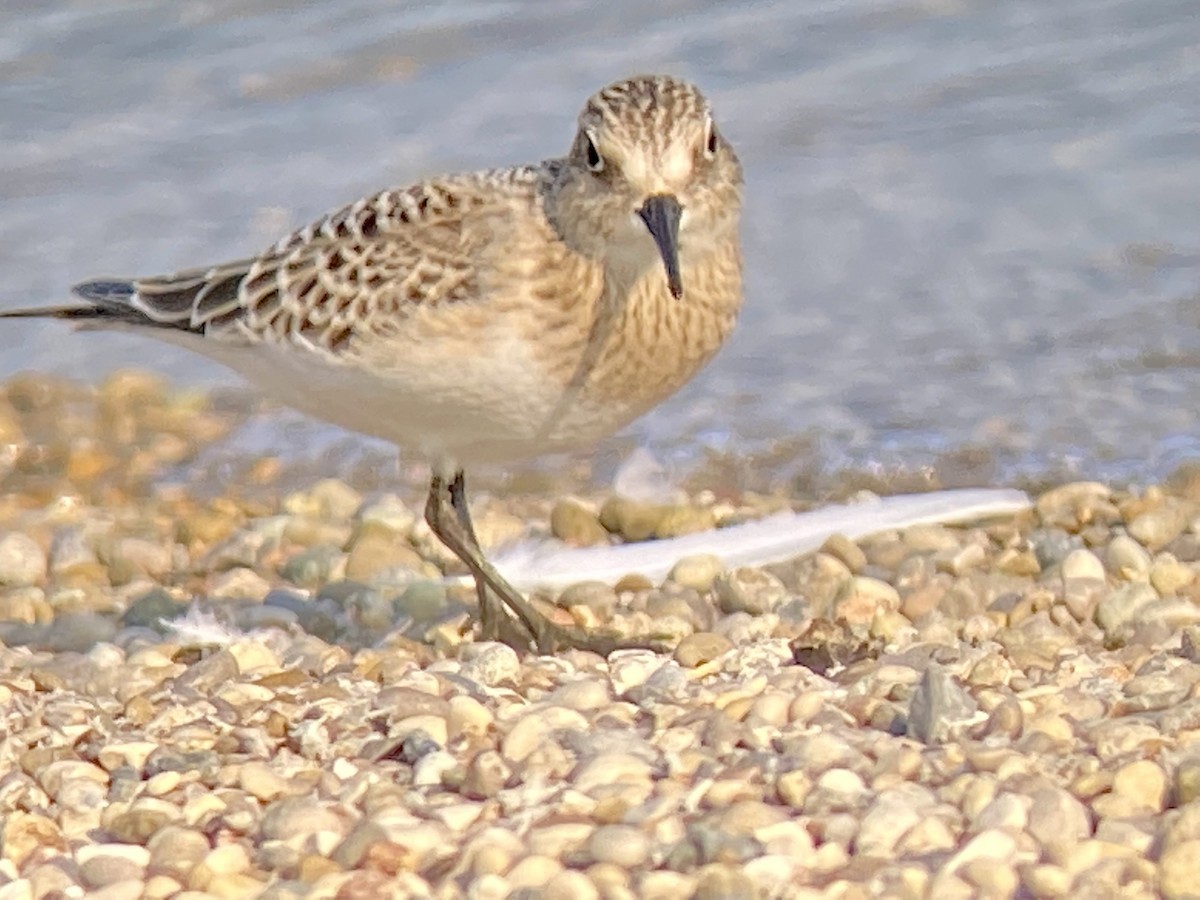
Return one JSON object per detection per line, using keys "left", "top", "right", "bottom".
{"left": 1026, "top": 787, "right": 1090, "bottom": 855}
{"left": 3, "top": 375, "right": 1200, "bottom": 899}
{"left": 712, "top": 567, "right": 788, "bottom": 615}
{"left": 1150, "top": 552, "right": 1194, "bottom": 595}
{"left": 550, "top": 499, "right": 609, "bottom": 546}
{"left": 460, "top": 642, "right": 521, "bottom": 686}
{"left": 344, "top": 527, "right": 423, "bottom": 581}
{"left": 1105, "top": 535, "right": 1152, "bottom": 580}
{"left": 0, "top": 533, "right": 46, "bottom": 586}
{"left": 907, "top": 666, "right": 978, "bottom": 744}
{"left": 1160, "top": 840, "right": 1200, "bottom": 899}
{"left": 820, "top": 533, "right": 867, "bottom": 573}
{"left": 1061, "top": 548, "right": 1106, "bottom": 581}
{"left": 673, "top": 631, "right": 733, "bottom": 667}
{"left": 834, "top": 576, "right": 901, "bottom": 625}
{"left": 1128, "top": 503, "right": 1188, "bottom": 550}
{"left": 668, "top": 554, "right": 725, "bottom": 592}
{"left": 587, "top": 825, "right": 650, "bottom": 867}
{"left": 557, "top": 581, "right": 618, "bottom": 617}
{"left": 1095, "top": 582, "right": 1159, "bottom": 639}
{"left": 1110, "top": 759, "right": 1167, "bottom": 813}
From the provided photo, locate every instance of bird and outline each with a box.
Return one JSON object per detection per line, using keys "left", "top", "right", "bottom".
{"left": 1, "top": 74, "right": 745, "bottom": 654}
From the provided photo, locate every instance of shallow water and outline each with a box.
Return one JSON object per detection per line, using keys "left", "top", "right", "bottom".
{"left": 4, "top": 0, "right": 1200, "bottom": 485}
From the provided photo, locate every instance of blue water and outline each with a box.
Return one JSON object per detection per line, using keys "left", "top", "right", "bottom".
{"left": 3, "top": 0, "right": 1200, "bottom": 484}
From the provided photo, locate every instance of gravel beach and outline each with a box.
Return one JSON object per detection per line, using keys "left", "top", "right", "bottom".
{"left": 2, "top": 373, "right": 1199, "bottom": 899}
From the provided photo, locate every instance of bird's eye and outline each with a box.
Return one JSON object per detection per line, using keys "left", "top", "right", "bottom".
{"left": 584, "top": 130, "right": 604, "bottom": 172}
{"left": 703, "top": 116, "right": 718, "bottom": 160}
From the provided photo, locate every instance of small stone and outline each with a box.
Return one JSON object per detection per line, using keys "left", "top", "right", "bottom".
{"left": 820, "top": 533, "right": 867, "bottom": 573}
{"left": 557, "top": 581, "right": 617, "bottom": 617}
{"left": 259, "top": 797, "right": 344, "bottom": 842}
{"left": 0, "top": 533, "right": 46, "bottom": 587}
{"left": 1128, "top": 503, "right": 1188, "bottom": 550}
{"left": 463, "top": 750, "right": 511, "bottom": 800}
{"left": 834, "top": 576, "right": 901, "bottom": 625}
{"left": 0, "top": 586, "right": 47, "bottom": 626}
{"left": 945, "top": 828, "right": 1017, "bottom": 874}
{"left": 528, "top": 823, "right": 593, "bottom": 860}
{"left": 200, "top": 843, "right": 250, "bottom": 876}
{"left": 396, "top": 580, "right": 450, "bottom": 623}
{"left": 1036, "top": 482, "right": 1111, "bottom": 529}
{"left": 448, "top": 695, "right": 494, "bottom": 739}
{"left": 668, "top": 554, "right": 725, "bottom": 592}
{"left": 933, "top": 542, "right": 987, "bottom": 576}
{"left": 146, "top": 826, "right": 209, "bottom": 877}
{"left": 907, "top": 666, "right": 978, "bottom": 744}
{"left": 121, "top": 589, "right": 184, "bottom": 629}
{"left": 107, "top": 536, "right": 173, "bottom": 582}
{"left": 1061, "top": 548, "right": 1106, "bottom": 581}
{"left": 412, "top": 749, "right": 456, "bottom": 787}
{"left": 855, "top": 788, "right": 926, "bottom": 855}
{"left": 1027, "top": 787, "right": 1090, "bottom": 855}
{"left": 1095, "top": 582, "right": 1159, "bottom": 639}
{"left": 1110, "top": 759, "right": 1167, "bottom": 813}
{"left": 674, "top": 632, "right": 733, "bottom": 667}
{"left": 344, "top": 528, "right": 423, "bottom": 581}
{"left": 1105, "top": 535, "right": 1152, "bottom": 580}
{"left": 459, "top": 642, "right": 520, "bottom": 686}
{"left": 502, "top": 706, "right": 588, "bottom": 765}
{"left": 550, "top": 500, "right": 609, "bottom": 547}
{"left": 972, "top": 793, "right": 1029, "bottom": 833}
{"left": 357, "top": 494, "right": 417, "bottom": 533}
{"left": 588, "top": 825, "right": 649, "bottom": 867}
{"left": 776, "top": 770, "right": 812, "bottom": 810}
{"left": 283, "top": 478, "right": 362, "bottom": 521}
{"left": 106, "top": 804, "right": 179, "bottom": 844}
{"left": 239, "top": 763, "right": 290, "bottom": 802}
{"left": 655, "top": 505, "right": 717, "bottom": 539}
{"left": 278, "top": 544, "right": 342, "bottom": 588}
{"left": 811, "top": 769, "right": 869, "bottom": 812}
{"left": 77, "top": 844, "right": 149, "bottom": 889}
{"left": 543, "top": 870, "right": 601, "bottom": 900}
{"left": 962, "top": 860, "right": 1019, "bottom": 897}
{"left": 996, "top": 547, "right": 1041, "bottom": 576}
{"left": 713, "top": 567, "right": 788, "bottom": 615}
{"left": 2, "top": 813, "right": 66, "bottom": 868}
{"left": 694, "top": 863, "right": 755, "bottom": 900}
{"left": 572, "top": 752, "right": 654, "bottom": 797}
{"left": 328, "top": 824, "right": 394, "bottom": 871}
{"left": 900, "top": 817, "right": 958, "bottom": 855}
{"left": 506, "top": 854, "right": 562, "bottom": 889}
{"left": 208, "top": 566, "right": 271, "bottom": 600}
{"left": 1151, "top": 553, "right": 1194, "bottom": 596}
{"left": 174, "top": 649, "right": 239, "bottom": 693}
{"left": 1023, "top": 864, "right": 1073, "bottom": 899}
{"left": 599, "top": 497, "right": 669, "bottom": 542}
{"left": 1176, "top": 757, "right": 1200, "bottom": 805}
{"left": 1160, "top": 839, "right": 1200, "bottom": 899}
{"left": 551, "top": 679, "right": 611, "bottom": 711}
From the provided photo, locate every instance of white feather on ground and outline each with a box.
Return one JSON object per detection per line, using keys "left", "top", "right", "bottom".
{"left": 487, "top": 488, "right": 1031, "bottom": 590}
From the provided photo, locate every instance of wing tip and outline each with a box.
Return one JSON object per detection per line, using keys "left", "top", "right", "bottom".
{"left": 71, "top": 279, "right": 136, "bottom": 304}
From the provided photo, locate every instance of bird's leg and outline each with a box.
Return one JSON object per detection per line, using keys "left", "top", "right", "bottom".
{"left": 426, "top": 471, "right": 538, "bottom": 649}
{"left": 446, "top": 470, "right": 525, "bottom": 646}
{"left": 424, "top": 471, "right": 671, "bottom": 656}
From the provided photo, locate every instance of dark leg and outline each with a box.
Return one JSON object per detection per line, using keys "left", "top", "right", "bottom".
{"left": 447, "top": 470, "right": 499, "bottom": 638}
{"left": 447, "top": 470, "right": 526, "bottom": 646}
{"left": 424, "top": 470, "right": 671, "bottom": 655}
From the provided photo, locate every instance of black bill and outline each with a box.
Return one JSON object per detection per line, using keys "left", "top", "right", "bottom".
{"left": 637, "top": 194, "right": 684, "bottom": 299}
